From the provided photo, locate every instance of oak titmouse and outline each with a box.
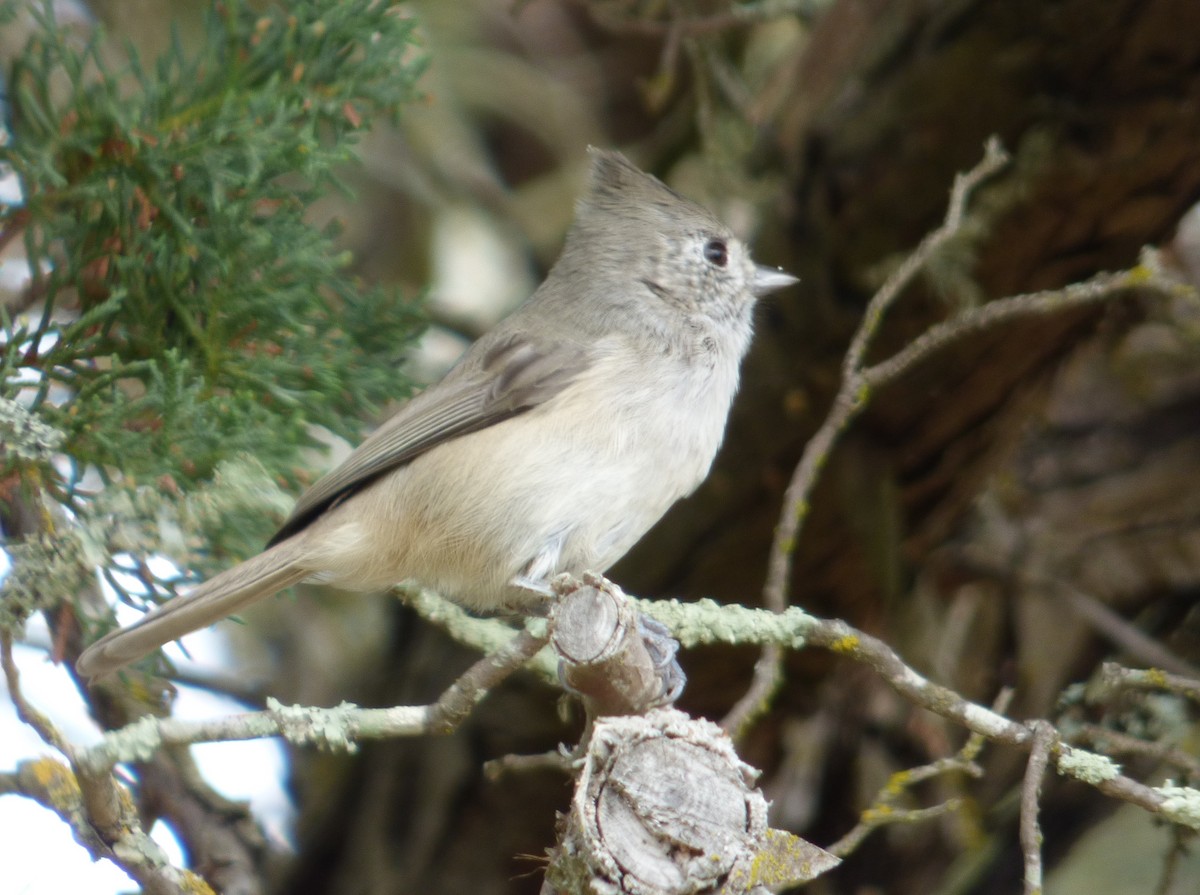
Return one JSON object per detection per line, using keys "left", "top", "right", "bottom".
{"left": 77, "top": 149, "right": 798, "bottom": 678}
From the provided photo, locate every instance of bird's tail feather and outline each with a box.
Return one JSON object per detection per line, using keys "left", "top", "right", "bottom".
{"left": 76, "top": 540, "right": 310, "bottom": 678}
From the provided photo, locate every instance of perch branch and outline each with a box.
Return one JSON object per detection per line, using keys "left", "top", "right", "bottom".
{"left": 639, "top": 596, "right": 1200, "bottom": 827}
{"left": 10, "top": 578, "right": 1199, "bottom": 894}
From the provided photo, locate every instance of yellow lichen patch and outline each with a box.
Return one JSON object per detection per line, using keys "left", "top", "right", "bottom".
{"left": 744, "top": 828, "right": 840, "bottom": 888}
{"left": 1142, "top": 668, "right": 1169, "bottom": 687}
{"left": 26, "top": 756, "right": 82, "bottom": 807}
{"left": 749, "top": 829, "right": 803, "bottom": 887}
{"left": 883, "top": 768, "right": 913, "bottom": 797}
{"left": 862, "top": 804, "right": 895, "bottom": 824}
{"left": 829, "top": 634, "right": 860, "bottom": 654}
{"left": 1123, "top": 264, "right": 1155, "bottom": 286}
{"left": 181, "top": 869, "right": 217, "bottom": 895}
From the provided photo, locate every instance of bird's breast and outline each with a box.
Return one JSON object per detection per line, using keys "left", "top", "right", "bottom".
{"left": 302, "top": 342, "right": 744, "bottom": 608}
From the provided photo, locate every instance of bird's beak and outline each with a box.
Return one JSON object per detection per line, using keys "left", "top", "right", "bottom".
{"left": 752, "top": 264, "right": 799, "bottom": 297}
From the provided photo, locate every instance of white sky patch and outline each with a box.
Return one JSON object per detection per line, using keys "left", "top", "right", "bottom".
{"left": 0, "top": 157, "right": 23, "bottom": 205}
{"left": 1, "top": 620, "right": 295, "bottom": 892}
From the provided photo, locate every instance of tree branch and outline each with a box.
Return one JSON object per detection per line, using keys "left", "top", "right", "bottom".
{"left": 1020, "top": 721, "right": 1055, "bottom": 895}
{"left": 2, "top": 636, "right": 213, "bottom": 894}
{"left": 723, "top": 138, "right": 1011, "bottom": 739}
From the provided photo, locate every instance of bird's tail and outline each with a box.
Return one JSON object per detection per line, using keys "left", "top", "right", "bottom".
{"left": 76, "top": 539, "right": 311, "bottom": 678}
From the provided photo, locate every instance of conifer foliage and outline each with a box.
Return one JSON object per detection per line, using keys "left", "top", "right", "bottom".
{"left": 0, "top": 1, "right": 425, "bottom": 640}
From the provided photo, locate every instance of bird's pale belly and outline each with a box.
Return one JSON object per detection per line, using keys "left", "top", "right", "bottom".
{"left": 299, "top": 367, "right": 731, "bottom": 608}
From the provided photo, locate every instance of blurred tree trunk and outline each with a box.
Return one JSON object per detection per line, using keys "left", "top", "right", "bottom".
{"left": 274, "top": 2, "right": 1200, "bottom": 894}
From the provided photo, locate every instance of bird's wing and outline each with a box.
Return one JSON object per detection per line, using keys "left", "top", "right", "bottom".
{"left": 268, "top": 333, "right": 591, "bottom": 545}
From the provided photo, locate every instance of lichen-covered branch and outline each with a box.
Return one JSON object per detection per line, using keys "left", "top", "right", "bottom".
{"left": 78, "top": 626, "right": 550, "bottom": 776}
{"left": 1086, "top": 661, "right": 1200, "bottom": 706}
{"left": 1, "top": 636, "right": 214, "bottom": 894}
{"left": 2, "top": 614, "right": 546, "bottom": 890}
{"left": 410, "top": 585, "right": 1200, "bottom": 837}
{"left": 8, "top": 570, "right": 1198, "bottom": 891}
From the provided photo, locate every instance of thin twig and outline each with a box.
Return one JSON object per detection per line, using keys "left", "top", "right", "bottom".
{"left": 723, "top": 140, "right": 1011, "bottom": 739}
{"left": 863, "top": 267, "right": 1145, "bottom": 390}
{"left": 825, "top": 691, "right": 1011, "bottom": 859}
{"left": 833, "top": 801, "right": 967, "bottom": 858}
{"left": 1, "top": 633, "right": 74, "bottom": 756}
{"left": 773, "top": 137, "right": 1009, "bottom": 611}
{"left": 483, "top": 749, "right": 575, "bottom": 781}
{"left": 719, "top": 641, "right": 783, "bottom": 737}
{"left": 1154, "top": 826, "right": 1192, "bottom": 895}
{"left": 1071, "top": 723, "right": 1200, "bottom": 779}
{"left": 1056, "top": 584, "right": 1200, "bottom": 678}
{"left": 1088, "top": 661, "right": 1200, "bottom": 706}
{"left": 1020, "top": 721, "right": 1055, "bottom": 895}
{"left": 78, "top": 627, "right": 550, "bottom": 774}
{"left": 426, "top": 628, "right": 552, "bottom": 731}
{"left": 828, "top": 757, "right": 981, "bottom": 859}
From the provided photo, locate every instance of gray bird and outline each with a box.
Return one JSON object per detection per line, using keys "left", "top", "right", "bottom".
{"left": 77, "top": 148, "right": 797, "bottom": 678}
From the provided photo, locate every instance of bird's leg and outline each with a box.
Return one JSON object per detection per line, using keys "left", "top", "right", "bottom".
{"left": 509, "top": 529, "right": 570, "bottom": 610}
{"left": 509, "top": 575, "right": 555, "bottom": 600}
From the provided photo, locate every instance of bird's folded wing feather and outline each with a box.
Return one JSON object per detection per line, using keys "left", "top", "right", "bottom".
{"left": 268, "top": 333, "right": 591, "bottom": 544}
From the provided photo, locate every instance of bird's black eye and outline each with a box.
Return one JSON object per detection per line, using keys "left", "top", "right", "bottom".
{"left": 703, "top": 238, "right": 728, "bottom": 267}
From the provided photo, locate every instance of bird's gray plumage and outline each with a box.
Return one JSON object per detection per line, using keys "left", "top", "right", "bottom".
{"left": 76, "top": 148, "right": 797, "bottom": 678}
{"left": 270, "top": 334, "right": 593, "bottom": 544}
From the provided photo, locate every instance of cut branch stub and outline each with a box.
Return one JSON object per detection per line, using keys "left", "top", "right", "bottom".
{"left": 543, "top": 708, "right": 839, "bottom": 894}
{"left": 552, "top": 574, "right": 679, "bottom": 715}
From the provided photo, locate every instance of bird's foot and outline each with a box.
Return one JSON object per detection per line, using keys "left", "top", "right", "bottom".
{"left": 637, "top": 612, "right": 686, "bottom": 705}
